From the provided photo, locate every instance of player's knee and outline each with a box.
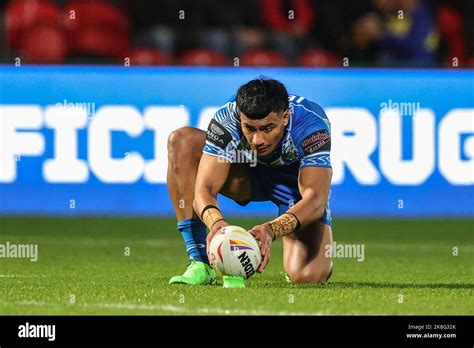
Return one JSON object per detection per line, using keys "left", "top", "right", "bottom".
{"left": 167, "top": 126, "right": 200, "bottom": 163}
{"left": 287, "top": 273, "right": 324, "bottom": 285}
{"left": 287, "top": 266, "right": 332, "bottom": 285}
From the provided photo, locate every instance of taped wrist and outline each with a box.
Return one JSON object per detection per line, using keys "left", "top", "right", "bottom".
{"left": 200, "top": 205, "right": 224, "bottom": 230}
{"left": 268, "top": 212, "right": 300, "bottom": 239}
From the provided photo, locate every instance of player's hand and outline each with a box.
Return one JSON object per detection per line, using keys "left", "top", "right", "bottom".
{"left": 206, "top": 220, "right": 230, "bottom": 254}
{"left": 249, "top": 223, "right": 275, "bottom": 273}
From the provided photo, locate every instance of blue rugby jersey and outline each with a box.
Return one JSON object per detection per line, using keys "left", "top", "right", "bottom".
{"left": 203, "top": 95, "right": 331, "bottom": 169}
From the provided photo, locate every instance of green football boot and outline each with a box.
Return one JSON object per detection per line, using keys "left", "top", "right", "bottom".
{"left": 169, "top": 259, "right": 216, "bottom": 285}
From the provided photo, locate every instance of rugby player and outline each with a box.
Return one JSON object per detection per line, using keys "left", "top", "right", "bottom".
{"left": 167, "top": 77, "right": 333, "bottom": 288}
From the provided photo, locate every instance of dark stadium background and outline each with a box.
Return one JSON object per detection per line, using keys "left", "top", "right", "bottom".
{"left": 0, "top": 0, "right": 472, "bottom": 66}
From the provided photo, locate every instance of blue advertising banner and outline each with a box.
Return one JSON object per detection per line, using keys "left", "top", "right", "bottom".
{"left": 0, "top": 66, "right": 472, "bottom": 217}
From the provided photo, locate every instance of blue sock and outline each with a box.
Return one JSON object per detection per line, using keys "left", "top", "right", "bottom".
{"left": 177, "top": 218, "right": 209, "bottom": 264}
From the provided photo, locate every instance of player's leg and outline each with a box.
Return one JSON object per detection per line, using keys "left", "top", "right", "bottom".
{"left": 261, "top": 164, "right": 333, "bottom": 284}
{"left": 167, "top": 126, "right": 208, "bottom": 267}
{"left": 167, "top": 126, "right": 251, "bottom": 284}
{"left": 283, "top": 221, "right": 333, "bottom": 284}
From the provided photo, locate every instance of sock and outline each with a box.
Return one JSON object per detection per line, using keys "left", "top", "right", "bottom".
{"left": 177, "top": 218, "right": 209, "bottom": 264}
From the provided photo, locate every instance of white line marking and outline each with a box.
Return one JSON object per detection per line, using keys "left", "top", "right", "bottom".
{"left": 367, "top": 243, "right": 474, "bottom": 251}
{"left": 0, "top": 237, "right": 182, "bottom": 248}
{"left": 2, "top": 300, "right": 326, "bottom": 316}
{"left": 0, "top": 274, "right": 47, "bottom": 278}
{"left": 90, "top": 302, "right": 326, "bottom": 316}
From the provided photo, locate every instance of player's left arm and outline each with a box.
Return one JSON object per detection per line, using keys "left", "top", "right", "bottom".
{"left": 251, "top": 112, "right": 332, "bottom": 272}
{"left": 286, "top": 166, "right": 331, "bottom": 230}
{"left": 249, "top": 166, "right": 331, "bottom": 272}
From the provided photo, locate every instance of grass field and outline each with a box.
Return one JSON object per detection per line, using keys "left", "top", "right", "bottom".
{"left": 0, "top": 217, "right": 472, "bottom": 315}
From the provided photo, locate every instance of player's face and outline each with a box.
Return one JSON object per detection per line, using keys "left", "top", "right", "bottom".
{"left": 239, "top": 110, "right": 290, "bottom": 157}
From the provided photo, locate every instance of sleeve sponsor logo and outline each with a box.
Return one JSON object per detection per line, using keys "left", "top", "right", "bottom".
{"left": 206, "top": 119, "right": 232, "bottom": 149}
{"left": 210, "top": 123, "right": 224, "bottom": 136}
{"left": 301, "top": 129, "right": 331, "bottom": 155}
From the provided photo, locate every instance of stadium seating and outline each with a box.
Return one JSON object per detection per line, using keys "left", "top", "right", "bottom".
{"left": 437, "top": 5, "right": 466, "bottom": 66}
{"left": 179, "top": 48, "right": 229, "bottom": 66}
{"left": 298, "top": 49, "right": 341, "bottom": 67}
{"left": 6, "top": 0, "right": 62, "bottom": 50}
{"left": 127, "top": 48, "right": 172, "bottom": 66}
{"left": 64, "top": 0, "right": 130, "bottom": 59}
{"left": 468, "top": 56, "right": 474, "bottom": 67}
{"left": 23, "top": 24, "right": 68, "bottom": 63}
{"left": 1, "top": 0, "right": 472, "bottom": 67}
{"left": 240, "top": 49, "right": 288, "bottom": 67}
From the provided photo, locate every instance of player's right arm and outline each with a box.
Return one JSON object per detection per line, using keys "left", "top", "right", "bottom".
{"left": 193, "top": 153, "right": 231, "bottom": 248}
{"left": 196, "top": 100, "right": 240, "bottom": 247}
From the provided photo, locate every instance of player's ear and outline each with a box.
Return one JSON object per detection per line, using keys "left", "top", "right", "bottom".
{"left": 282, "top": 109, "right": 290, "bottom": 126}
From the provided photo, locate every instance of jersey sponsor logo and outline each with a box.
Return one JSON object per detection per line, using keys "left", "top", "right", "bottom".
{"left": 210, "top": 123, "right": 224, "bottom": 136}
{"left": 206, "top": 119, "right": 232, "bottom": 149}
{"left": 301, "top": 129, "right": 330, "bottom": 155}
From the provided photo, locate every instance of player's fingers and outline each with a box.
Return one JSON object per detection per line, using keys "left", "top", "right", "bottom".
{"left": 258, "top": 233, "right": 266, "bottom": 255}
{"left": 258, "top": 240, "right": 271, "bottom": 272}
{"left": 249, "top": 229, "right": 264, "bottom": 247}
{"left": 259, "top": 250, "right": 270, "bottom": 273}
{"left": 206, "top": 232, "right": 214, "bottom": 251}
{"left": 207, "top": 231, "right": 214, "bottom": 241}
{"left": 248, "top": 229, "right": 258, "bottom": 239}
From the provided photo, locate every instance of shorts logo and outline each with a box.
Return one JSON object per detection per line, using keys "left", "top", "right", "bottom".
{"left": 206, "top": 119, "right": 232, "bottom": 149}
{"left": 301, "top": 129, "right": 330, "bottom": 155}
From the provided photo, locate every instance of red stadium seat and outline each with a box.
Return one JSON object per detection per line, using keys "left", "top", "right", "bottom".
{"left": 127, "top": 48, "right": 173, "bottom": 66}
{"left": 6, "top": 0, "right": 62, "bottom": 50}
{"left": 468, "top": 57, "right": 474, "bottom": 68}
{"left": 179, "top": 49, "right": 229, "bottom": 66}
{"left": 64, "top": 0, "right": 130, "bottom": 59}
{"left": 241, "top": 49, "right": 288, "bottom": 67}
{"left": 64, "top": 0, "right": 129, "bottom": 31}
{"left": 437, "top": 5, "right": 466, "bottom": 66}
{"left": 22, "top": 24, "right": 68, "bottom": 63}
{"left": 73, "top": 26, "right": 129, "bottom": 59}
{"left": 298, "top": 50, "right": 340, "bottom": 67}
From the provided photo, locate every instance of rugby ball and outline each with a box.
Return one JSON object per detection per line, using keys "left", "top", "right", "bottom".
{"left": 208, "top": 225, "right": 262, "bottom": 279}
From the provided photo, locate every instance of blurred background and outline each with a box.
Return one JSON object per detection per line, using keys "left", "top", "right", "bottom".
{"left": 0, "top": 0, "right": 472, "bottom": 67}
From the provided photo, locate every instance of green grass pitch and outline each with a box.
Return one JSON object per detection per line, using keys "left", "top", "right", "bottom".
{"left": 0, "top": 216, "right": 472, "bottom": 315}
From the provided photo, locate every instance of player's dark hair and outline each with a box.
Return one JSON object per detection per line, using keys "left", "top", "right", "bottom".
{"left": 236, "top": 77, "right": 289, "bottom": 120}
